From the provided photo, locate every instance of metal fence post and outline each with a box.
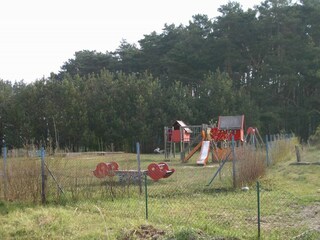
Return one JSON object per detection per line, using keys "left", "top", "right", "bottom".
{"left": 136, "top": 142, "right": 142, "bottom": 194}
{"left": 41, "top": 147, "right": 46, "bottom": 204}
{"left": 2, "top": 145, "right": 7, "bottom": 200}
{"left": 232, "top": 136, "right": 237, "bottom": 188}
{"left": 144, "top": 173, "right": 148, "bottom": 220}
{"left": 257, "top": 181, "right": 261, "bottom": 239}
{"left": 265, "top": 135, "right": 270, "bottom": 166}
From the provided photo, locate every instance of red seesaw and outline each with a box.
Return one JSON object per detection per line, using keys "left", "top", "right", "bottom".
{"left": 93, "top": 162, "right": 175, "bottom": 181}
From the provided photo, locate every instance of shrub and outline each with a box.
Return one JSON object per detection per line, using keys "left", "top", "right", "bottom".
{"left": 308, "top": 125, "right": 320, "bottom": 146}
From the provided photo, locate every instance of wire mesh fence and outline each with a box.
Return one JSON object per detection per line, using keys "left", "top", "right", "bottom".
{"left": 145, "top": 166, "right": 259, "bottom": 238}
{"left": 258, "top": 184, "right": 320, "bottom": 239}
{"left": 0, "top": 135, "right": 319, "bottom": 239}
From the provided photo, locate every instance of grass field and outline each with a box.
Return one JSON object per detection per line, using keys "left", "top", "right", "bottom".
{"left": 0, "top": 140, "right": 319, "bottom": 239}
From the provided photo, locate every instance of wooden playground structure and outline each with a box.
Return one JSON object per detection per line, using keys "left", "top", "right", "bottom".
{"left": 164, "top": 115, "right": 262, "bottom": 166}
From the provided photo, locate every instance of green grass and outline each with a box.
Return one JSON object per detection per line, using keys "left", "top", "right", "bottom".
{"left": 0, "top": 140, "right": 319, "bottom": 239}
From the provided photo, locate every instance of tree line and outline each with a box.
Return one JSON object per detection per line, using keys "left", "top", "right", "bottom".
{"left": 0, "top": 0, "right": 319, "bottom": 152}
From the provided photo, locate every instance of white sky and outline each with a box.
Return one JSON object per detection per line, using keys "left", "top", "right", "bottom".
{"left": 0, "top": 0, "right": 262, "bottom": 83}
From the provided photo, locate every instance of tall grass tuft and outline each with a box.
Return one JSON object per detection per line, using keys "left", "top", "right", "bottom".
{"left": 234, "top": 136, "right": 297, "bottom": 187}
{"left": 269, "top": 136, "right": 298, "bottom": 165}
{"left": 235, "top": 145, "right": 266, "bottom": 187}
{"left": 6, "top": 158, "right": 41, "bottom": 202}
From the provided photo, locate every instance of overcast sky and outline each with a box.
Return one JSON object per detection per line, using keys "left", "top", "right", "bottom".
{"left": 0, "top": 0, "right": 262, "bottom": 83}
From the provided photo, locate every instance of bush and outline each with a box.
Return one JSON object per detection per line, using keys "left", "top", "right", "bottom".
{"left": 308, "top": 125, "right": 320, "bottom": 146}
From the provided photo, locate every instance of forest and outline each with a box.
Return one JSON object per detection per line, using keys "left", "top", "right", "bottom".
{"left": 0, "top": 0, "right": 319, "bottom": 152}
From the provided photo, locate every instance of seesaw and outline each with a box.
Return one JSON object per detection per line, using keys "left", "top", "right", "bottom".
{"left": 93, "top": 161, "right": 175, "bottom": 181}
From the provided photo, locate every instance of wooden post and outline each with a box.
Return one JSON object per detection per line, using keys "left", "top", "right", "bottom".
{"left": 295, "top": 145, "right": 301, "bottom": 163}
{"left": 265, "top": 135, "right": 270, "bottom": 166}
{"left": 111, "top": 143, "right": 114, "bottom": 152}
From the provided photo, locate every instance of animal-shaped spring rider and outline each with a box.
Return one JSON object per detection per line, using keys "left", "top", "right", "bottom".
{"left": 93, "top": 161, "right": 175, "bottom": 181}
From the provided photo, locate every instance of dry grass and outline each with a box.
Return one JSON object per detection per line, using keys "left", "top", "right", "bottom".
{"left": 269, "top": 137, "right": 298, "bottom": 165}
{"left": 5, "top": 157, "right": 41, "bottom": 202}
{"left": 235, "top": 137, "right": 298, "bottom": 187}
{"left": 235, "top": 146, "right": 266, "bottom": 187}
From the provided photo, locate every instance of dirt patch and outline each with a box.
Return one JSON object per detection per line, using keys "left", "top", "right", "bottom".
{"left": 120, "top": 225, "right": 241, "bottom": 240}
{"left": 120, "top": 225, "right": 165, "bottom": 240}
{"left": 299, "top": 203, "right": 320, "bottom": 232}
{"left": 250, "top": 203, "right": 320, "bottom": 234}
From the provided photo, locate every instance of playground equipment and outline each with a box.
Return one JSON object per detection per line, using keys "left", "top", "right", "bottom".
{"left": 245, "top": 127, "right": 264, "bottom": 147}
{"left": 189, "top": 115, "right": 244, "bottom": 165}
{"left": 206, "top": 115, "right": 266, "bottom": 187}
{"left": 184, "top": 140, "right": 204, "bottom": 162}
{"left": 210, "top": 115, "right": 244, "bottom": 162}
{"left": 164, "top": 120, "right": 210, "bottom": 162}
{"left": 196, "top": 140, "right": 211, "bottom": 165}
{"left": 164, "top": 115, "right": 246, "bottom": 166}
{"left": 164, "top": 120, "right": 193, "bottom": 159}
{"left": 163, "top": 115, "right": 263, "bottom": 168}
{"left": 210, "top": 115, "right": 244, "bottom": 142}
{"left": 183, "top": 129, "right": 212, "bottom": 165}
{"left": 93, "top": 161, "right": 175, "bottom": 181}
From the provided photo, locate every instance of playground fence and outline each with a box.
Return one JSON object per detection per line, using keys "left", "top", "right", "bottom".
{"left": 0, "top": 134, "right": 317, "bottom": 239}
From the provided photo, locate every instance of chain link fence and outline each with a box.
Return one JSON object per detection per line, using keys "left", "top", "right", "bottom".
{"left": 1, "top": 136, "right": 319, "bottom": 239}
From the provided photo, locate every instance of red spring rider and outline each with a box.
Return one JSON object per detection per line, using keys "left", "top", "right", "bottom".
{"left": 93, "top": 161, "right": 119, "bottom": 178}
{"left": 147, "top": 162, "right": 175, "bottom": 181}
